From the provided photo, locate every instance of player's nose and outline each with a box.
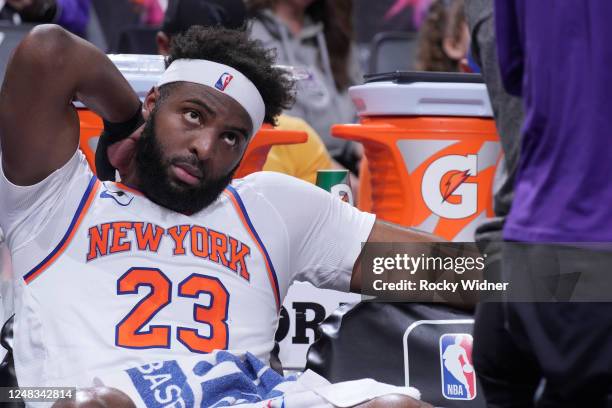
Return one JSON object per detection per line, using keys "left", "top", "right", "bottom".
{"left": 188, "top": 128, "right": 218, "bottom": 162}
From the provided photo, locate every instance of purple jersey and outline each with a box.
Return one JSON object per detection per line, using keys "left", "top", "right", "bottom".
{"left": 495, "top": 0, "right": 612, "bottom": 242}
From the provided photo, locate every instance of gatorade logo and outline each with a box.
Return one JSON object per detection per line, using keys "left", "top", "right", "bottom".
{"left": 422, "top": 155, "right": 477, "bottom": 219}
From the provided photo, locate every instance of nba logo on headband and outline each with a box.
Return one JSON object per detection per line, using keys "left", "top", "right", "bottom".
{"left": 215, "top": 73, "right": 234, "bottom": 91}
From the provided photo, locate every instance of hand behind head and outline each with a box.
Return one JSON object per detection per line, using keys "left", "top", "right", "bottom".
{"left": 107, "top": 124, "right": 145, "bottom": 182}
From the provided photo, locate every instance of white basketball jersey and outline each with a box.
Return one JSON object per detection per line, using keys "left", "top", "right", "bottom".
{"left": 0, "top": 151, "right": 375, "bottom": 390}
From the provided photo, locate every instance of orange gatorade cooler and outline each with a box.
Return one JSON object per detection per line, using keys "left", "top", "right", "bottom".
{"left": 333, "top": 72, "right": 501, "bottom": 241}
{"left": 77, "top": 55, "right": 307, "bottom": 178}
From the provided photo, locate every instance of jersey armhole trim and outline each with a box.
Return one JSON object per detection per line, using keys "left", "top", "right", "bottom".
{"left": 23, "top": 176, "right": 101, "bottom": 284}
{"left": 222, "top": 185, "right": 281, "bottom": 311}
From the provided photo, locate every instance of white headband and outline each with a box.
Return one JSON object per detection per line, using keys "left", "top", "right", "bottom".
{"left": 157, "top": 59, "right": 265, "bottom": 135}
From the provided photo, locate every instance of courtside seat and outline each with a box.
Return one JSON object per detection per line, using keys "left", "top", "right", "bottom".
{"left": 306, "top": 302, "right": 486, "bottom": 407}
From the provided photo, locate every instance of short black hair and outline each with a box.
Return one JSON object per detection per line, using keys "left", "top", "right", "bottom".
{"left": 165, "top": 26, "right": 294, "bottom": 126}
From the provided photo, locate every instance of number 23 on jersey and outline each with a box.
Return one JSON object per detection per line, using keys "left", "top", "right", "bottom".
{"left": 115, "top": 267, "right": 229, "bottom": 353}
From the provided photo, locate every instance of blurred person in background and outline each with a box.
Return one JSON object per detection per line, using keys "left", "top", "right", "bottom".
{"left": 157, "top": 0, "right": 336, "bottom": 186}
{"left": 0, "top": 0, "right": 89, "bottom": 36}
{"left": 489, "top": 0, "right": 612, "bottom": 406}
{"left": 129, "top": 0, "right": 164, "bottom": 26}
{"left": 415, "top": 0, "right": 469, "bottom": 71}
{"left": 264, "top": 115, "right": 333, "bottom": 184}
{"left": 156, "top": 0, "right": 246, "bottom": 54}
{"left": 247, "top": 0, "right": 363, "bottom": 175}
{"left": 463, "top": 0, "right": 525, "bottom": 406}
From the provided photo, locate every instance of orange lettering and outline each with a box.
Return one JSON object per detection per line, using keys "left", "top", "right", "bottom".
{"left": 87, "top": 223, "right": 111, "bottom": 261}
{"left": 168, "top": 225, "right": 190, "bottom": 255}
{"left": 110, "top": 222, "right": 133, "bottom": 253}
{"left": 209, "top": 230, "right": 229, "bottom": 267}
{"left": 228, "top": 236, "right": 250, "bottom": 280}
{"left": 190, "top": 226, "right": 209, "bottom": 258}
{"left": 134, "top": 222, "right": 163, "bottom": 252}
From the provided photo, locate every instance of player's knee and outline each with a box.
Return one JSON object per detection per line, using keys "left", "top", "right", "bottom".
{"left": 51, "top": 387, "right": 136, "bottom": 408}
{"left": 353, "top": 394, "right": 434, "bottom": 408}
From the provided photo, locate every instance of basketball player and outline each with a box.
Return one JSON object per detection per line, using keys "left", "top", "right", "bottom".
{"left": 0, "top": 25, "right": 437, "bottom": 407}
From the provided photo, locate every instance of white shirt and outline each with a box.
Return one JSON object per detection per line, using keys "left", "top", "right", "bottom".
{"left": 0, "top": 150, "right": 375, "bottom": 388}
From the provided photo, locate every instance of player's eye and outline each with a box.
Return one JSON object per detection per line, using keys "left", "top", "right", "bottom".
{"left": 183, "top": 110, "right": 201, "bottom": 125}
{"left": 222, "top": 132, "right": 239, "bottom": 147}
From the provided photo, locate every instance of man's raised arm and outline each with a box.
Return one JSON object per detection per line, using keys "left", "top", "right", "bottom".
{"left": 350, "top": 220, "right": 483, "bottom": 309}
{"left": 0, "top": 24, "right": 140, "bottom": 186}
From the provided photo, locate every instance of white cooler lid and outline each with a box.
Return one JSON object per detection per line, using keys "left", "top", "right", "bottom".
{"left": 108, "top": 54, "right": 166, "bottom": 99}
{"left": 73, "top": 54, "right": 165, "bottom": 108}
{"left": 350, "top": 71, "right": 493, "bottom": 118}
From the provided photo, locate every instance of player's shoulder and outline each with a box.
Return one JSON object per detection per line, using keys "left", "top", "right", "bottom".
{"left": 228, "top": 171, "right": 320, "bottom": 211}
{"left": 230, "top": 171, "right": 310, "bottom": 193}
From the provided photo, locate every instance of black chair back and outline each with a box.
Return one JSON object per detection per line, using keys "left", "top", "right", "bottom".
{"left": 90, "top": 0, "right": 141, "bottom": 52}
{"left": 117, "top": 26, "right": 159, "bottom": 54}
{"left": 307, "top": 302, "right": 486, "bottom": 407}
{"left": 369, "top": 31, "right": 419, "bottom": 74}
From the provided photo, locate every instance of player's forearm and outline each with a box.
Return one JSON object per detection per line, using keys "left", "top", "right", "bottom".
{"left": 367, "top": 220, "right": 447, "bottom": 244}
{"left": 350, "top": 220, "right": 445, "bottom": 291}
{"left": 350, "top": 221, "right": 481, "bottom": 309}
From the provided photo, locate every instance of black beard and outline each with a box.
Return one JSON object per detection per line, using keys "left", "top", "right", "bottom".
{"left": 134, "top": 110, "right": 236, "bottom": 214}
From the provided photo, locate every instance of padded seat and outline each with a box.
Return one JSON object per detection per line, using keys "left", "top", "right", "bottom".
{"left": 306, "top": 302, "right": 486, "bottom": 407}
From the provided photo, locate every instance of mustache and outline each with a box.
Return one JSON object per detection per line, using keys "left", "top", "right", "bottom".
{"left": 169, "top": 156, "right": 208, "bottom": 180}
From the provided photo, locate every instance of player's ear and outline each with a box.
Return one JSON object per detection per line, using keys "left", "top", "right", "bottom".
{"left": 156, "top": 31, "right": 170, "bottom": 56}
{"left": 143, "top": 87, "right": 160, "bottom": 120}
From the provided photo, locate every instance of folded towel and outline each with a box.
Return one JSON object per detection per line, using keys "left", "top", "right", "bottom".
{"left": 96, "top": 350, "right": 420, "bottom": 407}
